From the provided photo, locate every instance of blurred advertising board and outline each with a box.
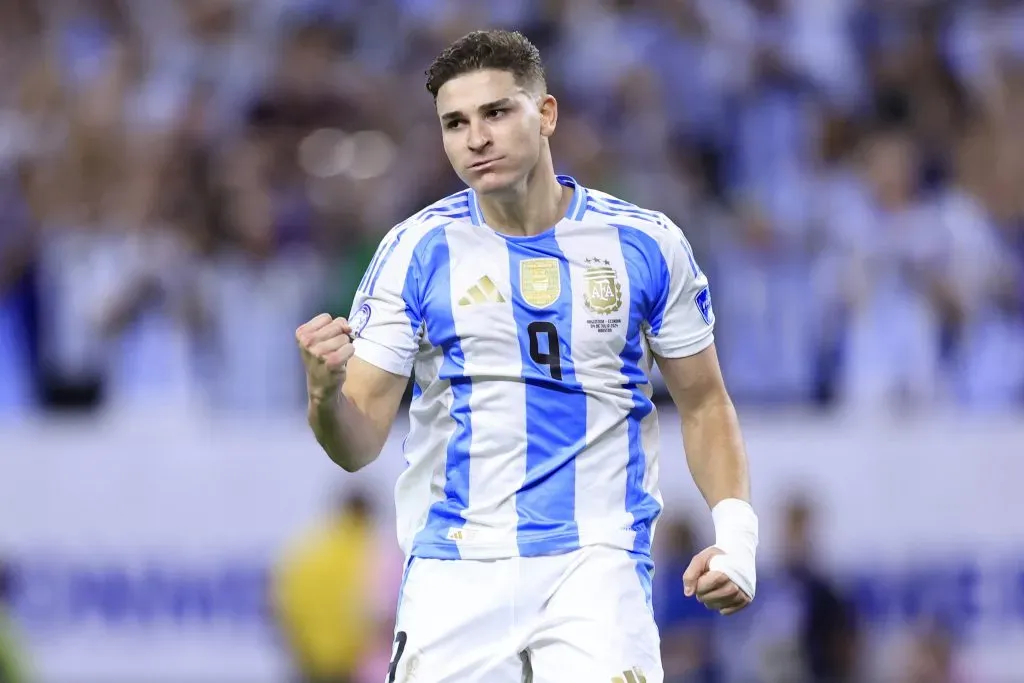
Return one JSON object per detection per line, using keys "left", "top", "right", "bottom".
{"left": 0, "top": 411, "right": 1022, "bottom": 682}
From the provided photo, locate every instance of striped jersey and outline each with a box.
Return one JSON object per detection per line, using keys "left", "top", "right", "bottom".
{"left": 348, "top": 175, "right": 715, "bottom": 561}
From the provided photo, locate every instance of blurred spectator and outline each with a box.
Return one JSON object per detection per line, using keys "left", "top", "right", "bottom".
{"left": 748, "top": 495, "right": 859, "bottom": 683}
{"left": 0, "top": 560, "right": 27, "bottom": 683}
{"left": 271, "top": 488, "right": 397, "bottom": 683}
{"left": 901, "top": 620, "right": 962, "bottom": 683}
{"left": 834, "top": 123, "right": 951, "bottom": 412}
{"left": 654, "top": 515, "right": 720, "bottom": 683}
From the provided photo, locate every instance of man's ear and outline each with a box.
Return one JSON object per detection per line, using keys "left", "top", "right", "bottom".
{"left": 538, "top": 93, "right": 558, "bottom": 138}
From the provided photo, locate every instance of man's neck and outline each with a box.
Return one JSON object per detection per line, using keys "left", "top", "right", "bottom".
{"left": 477, "top": 159, "right": 571, "bottom": 237}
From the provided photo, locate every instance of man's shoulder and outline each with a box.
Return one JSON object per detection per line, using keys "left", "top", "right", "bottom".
{"left": 581, "top": 186, "right": 681, "bottom": 244}
{"left": 399, "top": 190, "right": 474, "bottom": 232}
{"left": 371, "top": 189, "right": 473, "bottom": 251}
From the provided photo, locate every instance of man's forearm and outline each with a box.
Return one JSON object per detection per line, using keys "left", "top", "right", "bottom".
{"left": 681, "top": 393, "right": 750, "bottom": 508}
{"left": 307, "top": 391, "right": 386, "bottom": 472}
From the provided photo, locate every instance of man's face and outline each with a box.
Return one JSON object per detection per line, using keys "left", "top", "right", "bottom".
{"left": 435, "top": 69, "right": 555, "bottom": 195}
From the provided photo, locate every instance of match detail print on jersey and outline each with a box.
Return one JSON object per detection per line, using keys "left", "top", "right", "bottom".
{"left": 583, "top": 257, "right": 623, "bottom": 334}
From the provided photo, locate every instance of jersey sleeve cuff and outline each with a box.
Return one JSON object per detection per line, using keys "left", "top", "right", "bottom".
{"left": 352, "top": 337, "right": 414, "bottom": 377}
{"left": 647, "top": 329, "right": 714, "bottom": 359}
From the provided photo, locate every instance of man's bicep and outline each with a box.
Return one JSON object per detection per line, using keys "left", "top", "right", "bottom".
{"left": 655, "top": 343, "right": 729, "bottom": 415}
{"left": 342, "top": 355, "right": 410, "bottom": 442}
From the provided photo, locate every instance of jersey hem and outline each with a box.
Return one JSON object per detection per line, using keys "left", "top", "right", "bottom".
{"left": 352, "top": 338, "right": 413, "bottom": 377}
{"left": 649, "top": 330, "right": 714, "bottom": 359}
{"left": 407, "top": 531, "right": 654, "bottom": 561}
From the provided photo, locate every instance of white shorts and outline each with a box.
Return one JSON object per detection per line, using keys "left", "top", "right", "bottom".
{"left": 385, "top": 545, "right": 663, "bottom": 683}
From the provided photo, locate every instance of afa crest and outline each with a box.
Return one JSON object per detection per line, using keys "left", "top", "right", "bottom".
{"left": 520, "top": 258, "right": 561, "bottom": 308}
{"left": 583, "top": 258, "right": 623, "bottom": 315}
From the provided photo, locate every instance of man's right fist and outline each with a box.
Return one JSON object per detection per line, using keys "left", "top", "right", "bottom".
{"left": 296, "top": 313, "right": 355, "bottom": 402}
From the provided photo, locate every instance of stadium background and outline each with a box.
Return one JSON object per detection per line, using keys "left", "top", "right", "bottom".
{"left": 0, "top": 0, "right": 1023, "bottom": 682}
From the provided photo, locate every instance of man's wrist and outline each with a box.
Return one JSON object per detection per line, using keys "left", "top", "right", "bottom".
{"left": 709, "top": 498, "right": 759, "bottom": 598}
{"left": 711, "top": 498, "right": 759, "bottom": 556}
{"left": 307, "top": 379, "right": 343, "bottom": 410}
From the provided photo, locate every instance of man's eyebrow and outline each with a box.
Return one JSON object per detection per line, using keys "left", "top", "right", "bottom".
{"left": 440, "top": 98, "right": 515, "bottom": 121}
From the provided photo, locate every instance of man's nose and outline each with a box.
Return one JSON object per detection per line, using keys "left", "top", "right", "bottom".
{"left": 467, "top": 121, "right": 491, "bottom": 153}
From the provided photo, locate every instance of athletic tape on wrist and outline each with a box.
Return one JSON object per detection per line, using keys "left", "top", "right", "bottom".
{"left": 709, "top": 498, "right": 759, "bottom": 598}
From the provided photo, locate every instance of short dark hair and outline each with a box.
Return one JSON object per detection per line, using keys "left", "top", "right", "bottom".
{"left": 425, "top": 30, "right": 545, "bottom": 99}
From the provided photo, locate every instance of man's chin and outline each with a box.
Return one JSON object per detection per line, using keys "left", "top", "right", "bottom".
{"left": 468, "top": 173, "right": 518, "bottom": 196}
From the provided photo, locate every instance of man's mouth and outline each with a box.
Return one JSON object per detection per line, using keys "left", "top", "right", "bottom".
{"left": 469, "top": 157, "right": 503, "bottom": 170}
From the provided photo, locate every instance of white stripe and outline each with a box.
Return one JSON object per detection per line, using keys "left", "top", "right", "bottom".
{"left": 554, "top": 223, "right": 636, "bottom": 547}
{"left": 445, "top": 225, "right": 526, "bottom": 558}
{"left": 397, "top": 347, "right": 451, "bottom": 556}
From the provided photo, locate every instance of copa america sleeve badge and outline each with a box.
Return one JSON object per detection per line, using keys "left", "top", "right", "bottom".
{"left": 695, "top": 285, "right": 714, "bottom": 326}
{"left": 350, "top": 303, "right": 372, "bottom": 338}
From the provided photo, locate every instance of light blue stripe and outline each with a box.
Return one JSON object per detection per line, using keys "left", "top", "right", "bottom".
{"left": 616, "top": 225, "right": 673, "bottom": 338}
{"left": 678, "top": 232, "right": 701, "bottom": 277}
{"left": 593, "top": 193, "right": 663, "bottom": 225}
{"left": 411, "top": 190, "right": 470, "bottom": 220}
{"left": 630, "top": 551, "right": 655, "bottom": 617}
{"left": 572, "top": 191, "right": 589, "bottom": 221}
{"left": 597, "top": 193, "right": 660, "bottom": 214}
{"left": 367, "top": 232, "right": 404, "bottom": 295}
{"left": 415, "top": 203, "right": 470, "bottom": 223}
{"left": 586, "top": 199, "right": 662, "bottom": 226}
{"left": 589, "top": 194, "right": 662, "bottom": 219}
{"left": 400, "top": 255, "right": 423, "bottom": 345}
{"left": 357, "top": 231, "right": 395, "bottom": 294}
{"left": 425, "top": 210, "right": 470, "bottom": 221}
{"left": 507, "top": 238, "right": 584, "bottom": 556}
{"left": 618, "top": 226, "right": 664, "bottom": 556}
{"left": 360, "top": 192, "right": 469, "bottom": 293}
{"left": 468, "top": 190, "right": 483, "bottom": 225}
{"left": 410, "top": 226, "right": 471, "bottom": 559}
{"left": 362, "top": 203, "right": 470, "bottom": 295}
{"left": 582, "top": 204, "right": 629, "bottom": 221}
{"left": 558, "top": 174, "right": 585, "bottom": 218}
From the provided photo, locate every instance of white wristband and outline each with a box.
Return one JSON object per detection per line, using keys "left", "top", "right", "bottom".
{"left": 708, "top": 498, "right": 759, "bottom": 599}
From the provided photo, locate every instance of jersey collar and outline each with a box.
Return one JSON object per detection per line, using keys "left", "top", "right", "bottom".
{"left": 468, "top": 175, "right": 588, "bottom": 227}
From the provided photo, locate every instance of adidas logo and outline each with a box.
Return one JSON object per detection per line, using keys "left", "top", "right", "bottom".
{"left": 611, "top": 668, "right": 647, "bottom": 683}
{"left": 458, "top": 275, "right": 506, "bottom": 306}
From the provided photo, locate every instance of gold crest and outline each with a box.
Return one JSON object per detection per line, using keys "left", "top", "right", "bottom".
{"left": 583, "top": 258, "right": 622, "bottom": 315}
{"left": 520, "top": 258, "right": 561, "bottom": 308}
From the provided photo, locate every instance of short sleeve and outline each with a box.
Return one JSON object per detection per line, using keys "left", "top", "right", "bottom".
{"left": 645, "top": 217, "right": 715, "bottom": 358}
{"left": 348, "top": 226, "right": 423, "bottom": 377}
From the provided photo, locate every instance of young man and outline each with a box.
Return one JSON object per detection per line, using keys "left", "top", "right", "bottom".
{"left": 296, "top": 30, "right": 757, "bottom": 683}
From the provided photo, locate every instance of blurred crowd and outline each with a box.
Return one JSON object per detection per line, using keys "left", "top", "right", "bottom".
{"left": 1, "top": 3, "right": 1013, "bottom": 681}
{"left": 1, "top": 0, "right": 1024, "bottom": 417}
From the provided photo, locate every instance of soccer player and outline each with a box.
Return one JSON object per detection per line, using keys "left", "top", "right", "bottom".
{"left": 296, "top": 29, "right": 758, "bottom": 683}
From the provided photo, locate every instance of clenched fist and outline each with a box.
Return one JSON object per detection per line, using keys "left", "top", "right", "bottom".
{"left": 682, "top": 547, "right": 752, "bottom": 616}
{"left": 296, "top": 313, "right": 355, "bottom": 403}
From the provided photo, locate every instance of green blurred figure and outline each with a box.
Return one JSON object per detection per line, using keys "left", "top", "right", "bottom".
{"left": 0, "top": 561, "right": 26, "bottom": 683}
